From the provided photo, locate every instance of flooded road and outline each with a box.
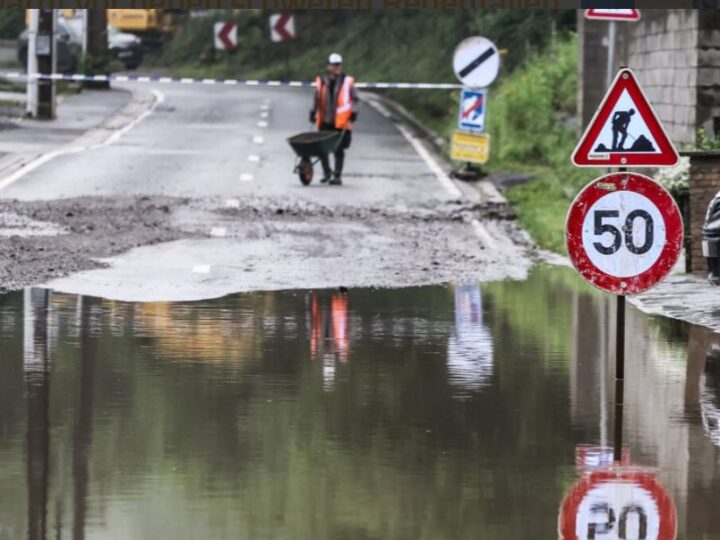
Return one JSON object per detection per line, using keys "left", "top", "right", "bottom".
{"left": 2, "top": 265, "right": 720, "bottom": 539}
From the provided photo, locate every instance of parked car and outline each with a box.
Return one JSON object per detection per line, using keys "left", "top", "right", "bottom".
{"left": 16, "top": 20, "right": 78, "bottom": 73}
{"left": 17, "top": 18, "right": 143, "bottom": 72}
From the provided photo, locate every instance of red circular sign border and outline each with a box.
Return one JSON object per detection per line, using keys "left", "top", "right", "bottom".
{"left": 559, "top": 468, "right": 678, "bottom": 540}
{"left": 566, "top": 173, "right": 684, "bottom": 295}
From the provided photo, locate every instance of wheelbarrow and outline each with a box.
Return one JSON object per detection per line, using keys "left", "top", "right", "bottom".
{"left": 287, "top": 130, "right": 345, "bottom": 186}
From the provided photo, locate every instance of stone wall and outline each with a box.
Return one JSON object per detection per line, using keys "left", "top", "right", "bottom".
{"left": 687, "top": 153, "right": 720, "bottom": 275}
{"left": 623, "top": 9, "right": 699, "bottom": 145}
{"left": 579, "top": 9, "right": 704, "bottom": 146}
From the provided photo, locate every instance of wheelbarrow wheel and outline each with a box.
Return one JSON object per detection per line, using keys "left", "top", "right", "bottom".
{"left": 298, "top": 158, "right": 313, "bottom": 186}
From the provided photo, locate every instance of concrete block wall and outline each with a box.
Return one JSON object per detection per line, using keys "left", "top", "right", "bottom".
{"left": 579, "top": 10, "right": 701, "bottom": 146}
{"left": 623, "top": 9, "right": 699, "bottom": 146}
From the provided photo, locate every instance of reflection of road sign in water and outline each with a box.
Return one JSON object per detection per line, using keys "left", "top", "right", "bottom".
{"left": 453, "top": 37, "right": 500, "bottom": 88}
{"left": 447, "top": 284, "right": 493, "bottom": 398}
{"left": 451, "top": 131, "right": 490, "bottom": 164}
{"left": 566, "top": 173, "right": 683, "bottom": 295}
{"left": 585, "top": 9, "right": 641, "bottom": 21}
{"left": 575, "top": 446, "right": 630, "bottom": 472}
{"left": 572, "top": 69, "right": 679, "bottom": 167}
{"left": 559, "top": 469, "right": 677, "bottom": 540}
{"left": 458, "top": 88, "right": 486, "bottom": 132}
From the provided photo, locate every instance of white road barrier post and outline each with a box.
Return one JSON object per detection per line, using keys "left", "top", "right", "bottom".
{"left": 26, "top": 9, "right": 39, "bottom": 118}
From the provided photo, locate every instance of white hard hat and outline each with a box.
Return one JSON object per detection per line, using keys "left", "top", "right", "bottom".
{"left": 328, "top": 53, "right": 343, "bottom": 64}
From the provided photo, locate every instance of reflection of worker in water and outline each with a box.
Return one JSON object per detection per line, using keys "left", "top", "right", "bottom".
{"left": 310, "top": 292, "right": 350, "bottom": 389}
{"left": 611, "top": 108, "right": 635, "bottom": 151}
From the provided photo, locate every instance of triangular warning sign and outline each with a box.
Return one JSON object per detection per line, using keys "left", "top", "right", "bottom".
{"left": 586, "top": 9, "right": 640, "bottom": 21}
{"left": 572, "top": 68, "right": 679, "bottom": 168}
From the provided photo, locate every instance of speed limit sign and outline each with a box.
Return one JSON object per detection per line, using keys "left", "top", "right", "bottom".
{"left": 566, "top": 173, "right": 683, "bottom": 295}
{"left": 559, "top": 469, "right": 677, "bottom": 540}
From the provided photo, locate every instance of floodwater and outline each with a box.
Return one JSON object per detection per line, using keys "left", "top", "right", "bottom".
{"left": 1, "top": 265, "right": 720, "bottom": 539}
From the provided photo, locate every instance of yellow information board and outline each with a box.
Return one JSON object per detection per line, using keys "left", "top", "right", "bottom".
{"left": 450, "top": 131, "right": 490, "bottom": 164}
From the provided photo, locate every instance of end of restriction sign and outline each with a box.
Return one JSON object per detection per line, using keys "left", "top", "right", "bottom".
{"left": 566, "top": 173, "right": 683, "bottom": 295}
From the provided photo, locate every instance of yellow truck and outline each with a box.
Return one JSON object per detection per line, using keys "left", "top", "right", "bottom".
{"left": 26, "top": 9, "right": 184, "bottom": 47}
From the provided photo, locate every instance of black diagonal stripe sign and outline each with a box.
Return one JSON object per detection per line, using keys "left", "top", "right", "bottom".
{"left": 459, "top": 47, "right": 496, "bottom": 79}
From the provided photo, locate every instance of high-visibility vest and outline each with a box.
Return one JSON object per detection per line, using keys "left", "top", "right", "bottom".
{"left": 315, "top": 75, "right": 355, "bottom": 130}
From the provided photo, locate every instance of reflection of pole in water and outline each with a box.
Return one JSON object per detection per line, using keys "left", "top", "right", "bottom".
{"left": 24, "top": 288, "right": 51, "bottom": 540}
{"left": 447, "top": 284, "right": 493, "bottom": 398}
{"left": 614, "top": 296, "right": 626, "bottom": 463}
{"left": 73, "top": 296, "right": 96, "bottom": 540}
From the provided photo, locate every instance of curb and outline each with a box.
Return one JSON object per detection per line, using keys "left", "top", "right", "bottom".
{"left": 362, "top": 90, "right": 507, "bottom": 205}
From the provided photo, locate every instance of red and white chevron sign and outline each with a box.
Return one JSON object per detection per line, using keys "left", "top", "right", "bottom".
{"left": 214, "top": 22, "right": 237, "bottom": 50}
{"left": 270, "top": 13, "right": 296, "bottom": 42}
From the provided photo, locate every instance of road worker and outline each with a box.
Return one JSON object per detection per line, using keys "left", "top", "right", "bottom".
{"left": 309, "top": 53, "right": 358, "bottom": 185}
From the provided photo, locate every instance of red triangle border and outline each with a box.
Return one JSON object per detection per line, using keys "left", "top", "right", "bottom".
{"left": 572, "top": 68, "right": 679, "bottom": 168}
{"left": 585, "top": 9, "right": 641, "bottom": 21}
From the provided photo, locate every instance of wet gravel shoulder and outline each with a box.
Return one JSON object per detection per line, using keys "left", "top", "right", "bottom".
{"left": 0, "top": 196, "right": 194, "bottom": 291}
{"left": 0, "top": 194, "right": 533, "bottom": 295}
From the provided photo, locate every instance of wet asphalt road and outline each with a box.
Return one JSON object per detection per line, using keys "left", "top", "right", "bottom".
{"left": 1, "top": 84, "right": 460, "bottom": 205}
{"left": 0, "top": 83, "right": 530, "bottom": 300}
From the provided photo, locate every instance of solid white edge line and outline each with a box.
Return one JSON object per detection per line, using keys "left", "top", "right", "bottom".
{"left": 0, "top": 90, "right": 165, "bottom": 193}
{"left": 471, "top": 219, "right": 498, "bottom": 250}
{"left": 395, "top": 124, "right": 463, "bottom": 199}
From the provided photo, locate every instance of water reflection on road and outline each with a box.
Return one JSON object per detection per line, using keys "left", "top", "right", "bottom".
{"left": 0, "top": 265, "right": 719, "bottom": 538}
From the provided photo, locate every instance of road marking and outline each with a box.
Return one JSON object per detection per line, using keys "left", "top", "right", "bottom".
{"left": 395, "top": 124, "right": 462, "bottom": 199}
{"left": 371, "top": 101, "right": 392, "bottom": 119}
{"left": 259, "top": 111, "right": 269, "bottom": 119}
{"left": 240, "top": 173, "right": 254, "bottom": 181}
{"left": 192, "top": 264, "right": 211, "bottom": 274}
{"left": 471, "top": 219, "right": 498, "bottom": 250}
{"left": 0, "top": 90, "right": 165, "bottom": 193}
{"left": 248, "top": 155, "right": 260, "bottom": 163}
{"left": 225, "top": 198, "right": 240, "bottom": 208}
{"left": 260, "top": 104, "right": 270, "bottom": 111}
{"left": 258, "top": 121, "right": 268, "bottom": 128}
{"left": 253, "top": 135, "right": 264, "bottom": 144}
{"left": 210, "top": 227, "right": 227, "bottom": 237}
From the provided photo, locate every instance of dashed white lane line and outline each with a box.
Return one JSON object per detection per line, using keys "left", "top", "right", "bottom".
{"left": 225, "top": 198, "right": 240, "bottom": 208}
{"left": 259, "top": 111, "right": 269, "bottom": 119}
{"left": 253, "top": 135, "right": 264, "bottom": 144}
{"left": 210, "top": 227, "right": 227, "bottom": 237}
{"left": 0, "top": 90, "right": 165, "bottom": 193}
{"left": 248, "top": 155, "right": 260, "bottom": 163}
{"left": 260, "top": 104, "right": 271, "bottom": 111}
{"left": 192, "top": 264, "right": 211, "bottom": 274}
{"left": 240, "top": 173, "right": 254, "bottom": 182}
{"left": 395, "top": 124, "right": 463, "bottom": 199}
{"left": 257, "top": 121, "right": 269, "bottom": 128}
{"left": 471, "top": 219, "right": 498, "bottom": 250}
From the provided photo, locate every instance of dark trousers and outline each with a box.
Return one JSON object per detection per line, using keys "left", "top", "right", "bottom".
{"left": 319, "top": 123, "right": 351, "bottom": 177}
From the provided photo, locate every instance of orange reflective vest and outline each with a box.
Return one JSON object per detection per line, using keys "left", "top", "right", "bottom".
{"left": 315, "top": 75, "right": 355, "bottom": 130}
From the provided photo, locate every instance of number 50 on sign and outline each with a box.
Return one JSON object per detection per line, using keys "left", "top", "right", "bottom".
{"left": 566, "top": 173, "right": 683, "bottom": 295}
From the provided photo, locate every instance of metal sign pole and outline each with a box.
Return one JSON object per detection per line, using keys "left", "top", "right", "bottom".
{"left": 26, "top": 9, "right": 39, "bottom": 118}
{"left": 613, "top": 294, "right": 625, "bottom": 463}
{"left": 613, "top": 163, "right": 628, "bottom": 464}
{"left": 606, "top": 21, "right": 616, "bottom": 89}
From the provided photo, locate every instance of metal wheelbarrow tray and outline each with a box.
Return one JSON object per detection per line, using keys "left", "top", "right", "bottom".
{"left": 287, "top": 130, "right": 344, "bottom": 185}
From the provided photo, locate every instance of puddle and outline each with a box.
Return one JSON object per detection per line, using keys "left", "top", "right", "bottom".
{"left": 1, "top": 265, "right": 720, "bottom": 538}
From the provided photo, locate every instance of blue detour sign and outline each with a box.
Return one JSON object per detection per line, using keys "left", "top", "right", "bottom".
{"left": 458, "top": 88, "right": 486, "bottom": 133}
